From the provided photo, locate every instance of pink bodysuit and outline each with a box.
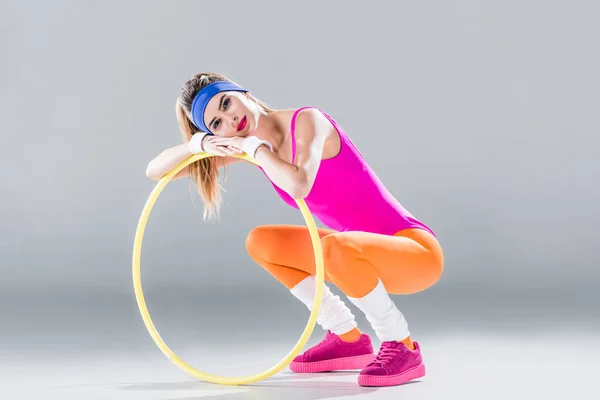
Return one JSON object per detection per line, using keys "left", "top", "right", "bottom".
{"left": 260, "top": 107, "right": 435, "bottom": 237}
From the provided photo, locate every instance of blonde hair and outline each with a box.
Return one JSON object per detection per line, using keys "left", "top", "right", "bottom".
{"left": 176, "top": 72, "right": 274, "bottom": 220}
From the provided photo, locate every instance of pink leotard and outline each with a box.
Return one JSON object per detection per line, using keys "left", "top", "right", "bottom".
{"left": 260, "top": 107, "right": 435, "bottom": 237}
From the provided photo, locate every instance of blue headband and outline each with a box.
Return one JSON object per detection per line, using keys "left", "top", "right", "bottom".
{"left": 190, "top": 81, "right": 248, "bottom": 134}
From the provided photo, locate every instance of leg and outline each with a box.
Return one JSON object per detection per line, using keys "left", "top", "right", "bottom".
{"left": 322, "top": 228, "right": 443, "bottom": 343}
{"left": 245, "top": 224, "right": 336, "bottom": 288}
{"left": 245, "top": 224, "right": 360, "bottom": 338}
{"left": 319, "top": 228, "right": 443, "bottom": 387}
{"left": 245, "top": 224, "right": 376, "bottom": 372}
{"left": 321, "top": 227, "right": 443, "bottom": 298}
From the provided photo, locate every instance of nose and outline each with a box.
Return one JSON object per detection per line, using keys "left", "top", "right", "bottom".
{"left": 230, "top": 115, "right": 238, "bottom": 129}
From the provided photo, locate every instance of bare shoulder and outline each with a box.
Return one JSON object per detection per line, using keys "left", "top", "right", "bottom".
{"left": 293, "top": 108, "right": 335, "bottom": 140}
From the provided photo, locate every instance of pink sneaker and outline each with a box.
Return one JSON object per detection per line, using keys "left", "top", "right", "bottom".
{"left": 289, "top": 330, "right": 376, "bottom": 373}
{"left": 357, "top": 341, "right": 426, "bottom": 387}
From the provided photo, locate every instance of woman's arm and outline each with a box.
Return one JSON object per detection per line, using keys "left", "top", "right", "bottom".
{"left": 146, "top": 143, "right": 243, "bottom": 180}
{"left": 254, "top": 108, "right": 331, "bottom": 198}
{"left": 145, "top": 143, "right": 191, "bottom": 180}
{"left": 169, "top": 156, "right": 242, "bottom": 180}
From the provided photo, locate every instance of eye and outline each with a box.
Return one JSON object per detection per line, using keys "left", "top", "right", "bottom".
{"left": 223, "top": 98, "right": 230, "bottom": 109}
{"left": 213, "top": 119, "right": 220, "bottom": 130}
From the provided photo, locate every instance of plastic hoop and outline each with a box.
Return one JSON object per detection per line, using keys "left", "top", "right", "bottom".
{"left": 132, "top": 152, "right": 325, "bottom": 385}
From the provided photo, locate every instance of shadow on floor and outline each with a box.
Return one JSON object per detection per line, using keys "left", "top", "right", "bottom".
{"left": 118, "top": 371, "right": 422, "bottom": 399}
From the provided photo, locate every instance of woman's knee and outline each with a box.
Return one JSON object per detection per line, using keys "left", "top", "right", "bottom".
{"left": 387, "top": 256, "right": 444, "bottom": 295}
{"left": 425, "top": 245, "right": 444, "bottom": 288}
{"left": 320, "top": 233, "right": 361, "bottom": 274}
{"left": 426, "top": 256, "right": 444, "bottom": 288}
{"left": 245, "top": 225, "right": 273, "bottom": 262}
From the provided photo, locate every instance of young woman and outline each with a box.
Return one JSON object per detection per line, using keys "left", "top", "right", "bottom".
{"left": 146, "top": 72, "right": 444, "bottom": 387}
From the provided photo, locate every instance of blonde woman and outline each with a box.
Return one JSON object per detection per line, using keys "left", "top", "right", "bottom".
{"left": 146, "top": 72, "right": 444, "bottom": 387}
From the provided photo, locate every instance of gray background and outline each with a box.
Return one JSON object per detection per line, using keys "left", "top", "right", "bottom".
{"left": 1, "top": 0, "right": 599, "bottom": 399}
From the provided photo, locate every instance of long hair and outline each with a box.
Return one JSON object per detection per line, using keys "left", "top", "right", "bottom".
{"left": 176, "top": 72, "right": 274, "bottom": 220}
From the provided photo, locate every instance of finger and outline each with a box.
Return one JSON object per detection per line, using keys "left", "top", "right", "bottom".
{"left": 227, "top": 144, "right": 244, "bottom": 153}
{"left": 224, "top": 145, "right": 241, "bottom": 153}
{"left": 206, "top": 138, "right": 226, "bottom": 148}
{"left": 219, "top": 148, "right": 235, "bottom": 156}
{"left": 209, "top": 147, "right": 227, "bottom": 156}
{"left": 209, "top": 137, "right": 229, "bottom": 145}
{"left": 219, "top": 145, "right": 237, "bottom": 154}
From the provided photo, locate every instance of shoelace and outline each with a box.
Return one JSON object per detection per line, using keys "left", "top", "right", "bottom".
{"left": 370, "top": 346, "right": 404, "bottom": 365}
{"left": 312, "top": 332, "right": 335, "bottom": 349}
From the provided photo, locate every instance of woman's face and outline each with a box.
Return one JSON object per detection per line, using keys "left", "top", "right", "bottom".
{"left": 203, "top": 91, "right": 257, "bottom": 137}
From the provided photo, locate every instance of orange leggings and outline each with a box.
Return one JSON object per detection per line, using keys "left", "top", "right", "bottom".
{"left": 245, "top": 225, "right": 444, "bottom": 298}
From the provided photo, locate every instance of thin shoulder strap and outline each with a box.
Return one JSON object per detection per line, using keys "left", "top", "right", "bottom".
{"left": 290, "top": 106, "right": 316, "bottom": 164}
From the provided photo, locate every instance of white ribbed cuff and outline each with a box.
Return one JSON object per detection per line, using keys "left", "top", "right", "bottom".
{"left": 241, "top": 136, "right": 272, "bottom": 158}
{"left": 347, "top": 279, "right": 410, "bottom": 341}
{"left": 188, "top": 132, "right": 210, "bottom": 154}
{"left": 290, "top": 275, "right": 357, "bottom": 335}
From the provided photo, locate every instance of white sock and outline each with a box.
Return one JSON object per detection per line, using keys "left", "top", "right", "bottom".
{"left": 289, "top": 275, "right": 358, "bottom": 335}
{"left": 346, "top": 279, "right": 409, "bottom": 342}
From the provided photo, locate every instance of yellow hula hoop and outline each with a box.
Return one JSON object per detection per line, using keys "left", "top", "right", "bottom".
{"left": 132, "top": 152, "right": 325, "bottom": 385}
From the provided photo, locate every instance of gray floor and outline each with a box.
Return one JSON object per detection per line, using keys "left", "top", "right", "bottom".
{"left": 2, "top": 285, "right": 599, "bottom": 399}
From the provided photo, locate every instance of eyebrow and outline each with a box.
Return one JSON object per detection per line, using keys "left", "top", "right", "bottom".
{"left": 208, "top": 94, "right": 227, "bottom": 130}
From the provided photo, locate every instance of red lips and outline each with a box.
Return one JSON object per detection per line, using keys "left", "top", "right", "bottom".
{"left": 237, "top": 116, "right": 247, "bottom": 131}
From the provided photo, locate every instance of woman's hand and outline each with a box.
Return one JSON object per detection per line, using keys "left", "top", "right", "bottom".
{"left": 202, "top": 135, "right": 245, "bottom": 157}
{"left": 208, "top": 135, "right": 273, "bottom": 159}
